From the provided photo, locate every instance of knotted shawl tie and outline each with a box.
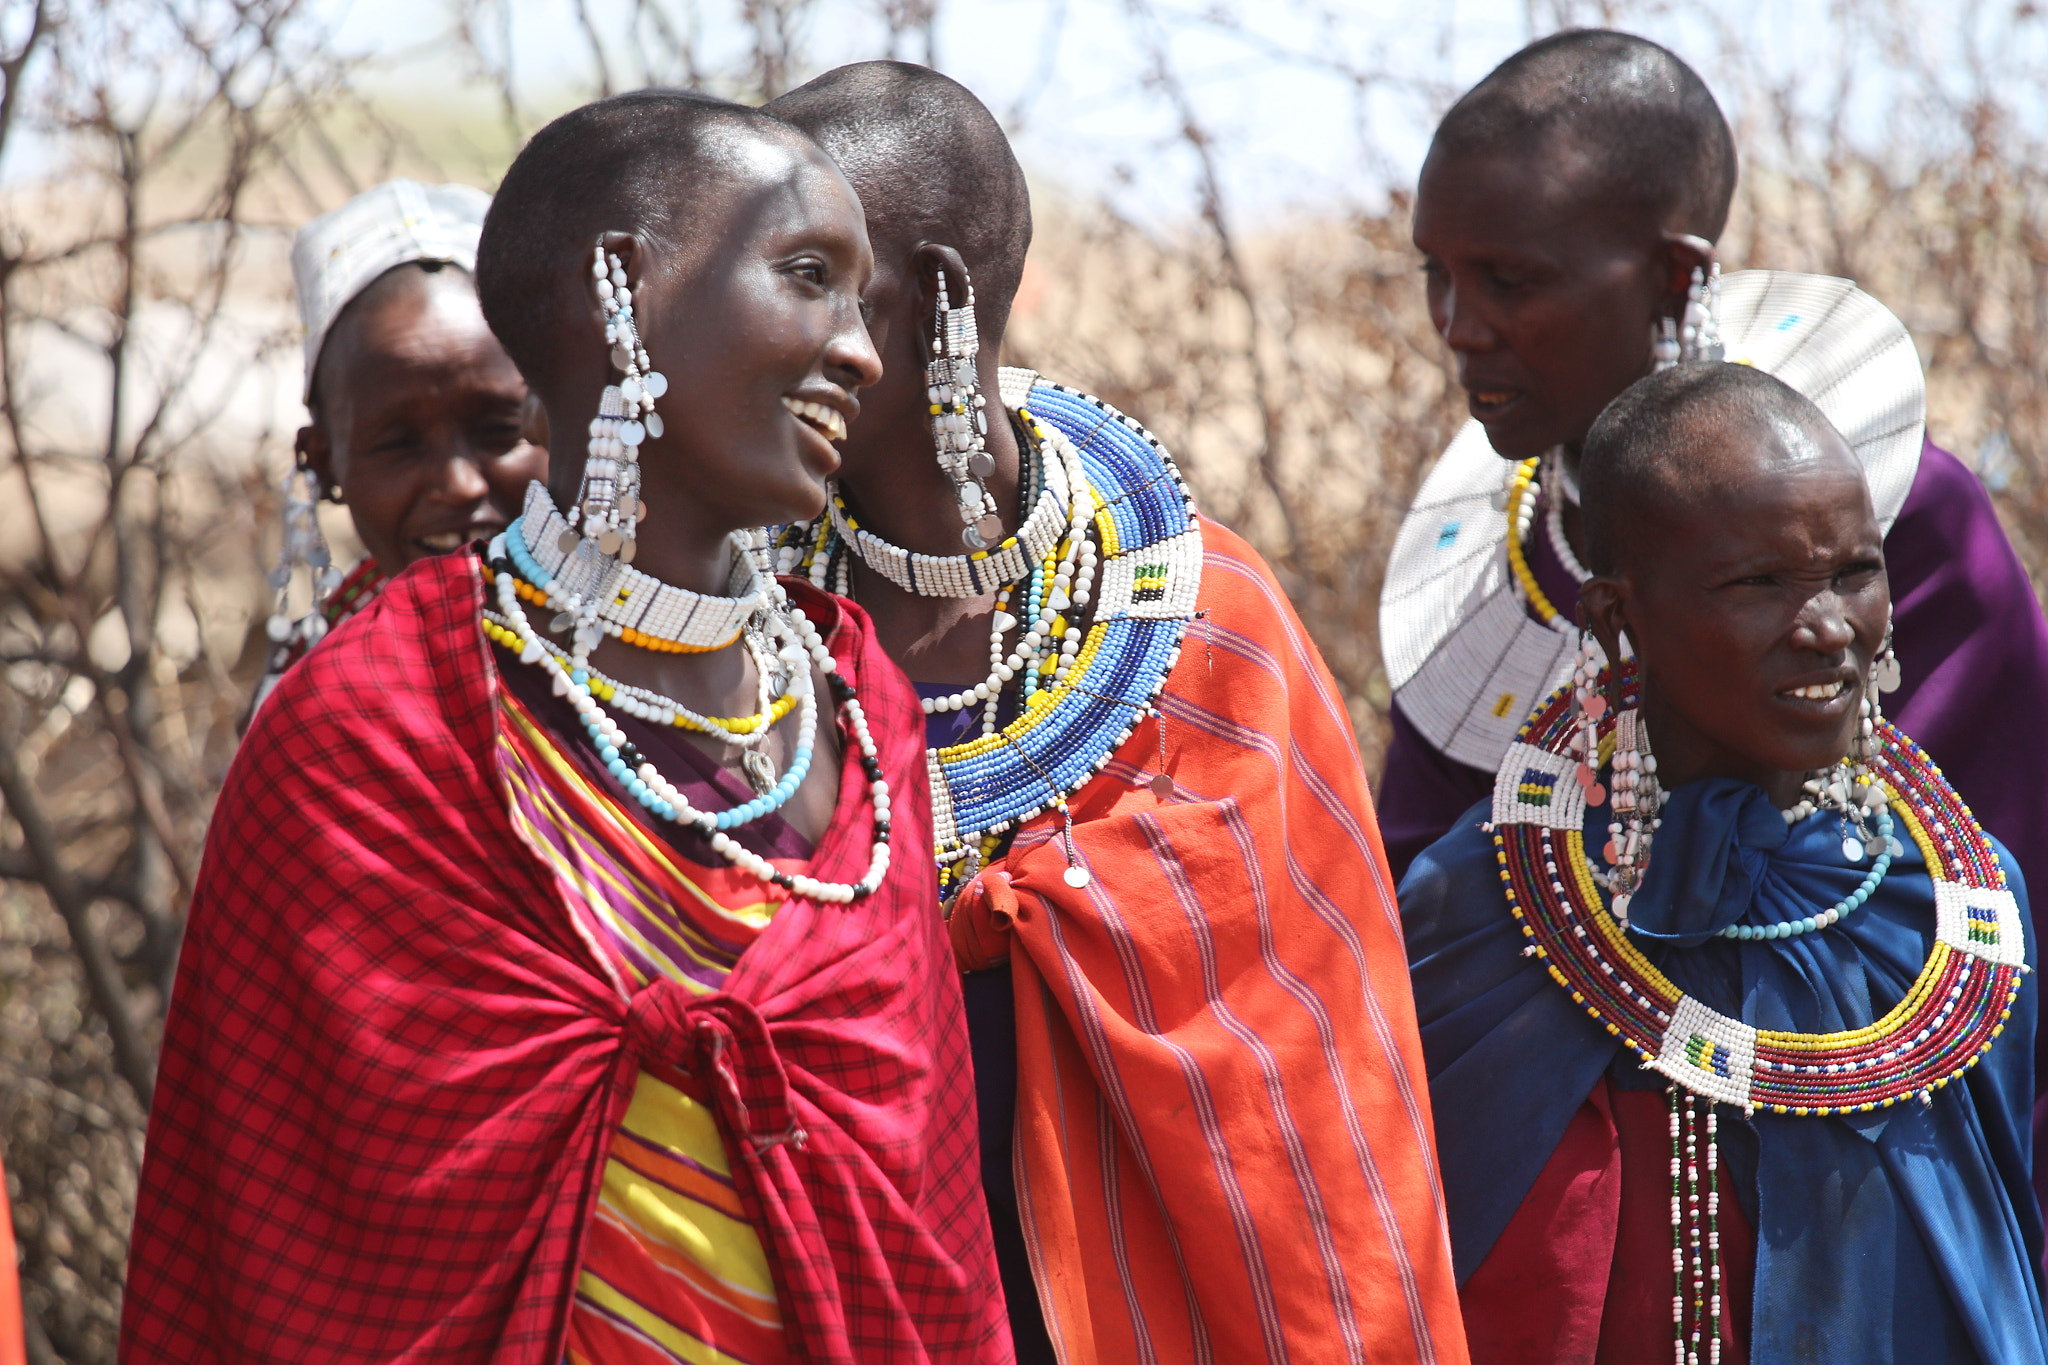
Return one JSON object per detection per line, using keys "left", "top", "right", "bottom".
{"left": 625, "top": 979, "right": 807, "bottom": 1153}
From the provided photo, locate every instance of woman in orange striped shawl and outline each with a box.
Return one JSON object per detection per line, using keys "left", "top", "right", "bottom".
{"left": 770, "top": 63, "right": 1467, "bottom": 1365}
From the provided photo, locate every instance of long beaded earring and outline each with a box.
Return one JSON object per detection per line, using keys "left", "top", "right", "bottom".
{"left": 1680, "top": 262, "right": 1724, "bottom": 363}
{"left": 1651, "top": 315, "right": 1682, "bottom": 372}
{"left": 264, "top": 464, "right": 341, "bottom": 646}
{"left": 928, "top": 266, "right": 1001, "bottom": 549}
{"left": 1605, "top": 704, "right": 1662, "bottom": 925}
{"left": 569, "top": 243, "right": 670, "bottom": 564}
{"left": 1568, "top": 628, "right": 1608, "bottom": 804}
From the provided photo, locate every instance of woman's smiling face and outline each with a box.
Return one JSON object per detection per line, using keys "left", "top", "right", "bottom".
{"left": 1584, "top": 409, "right": 1889, "bottom": 802}
{"left": 622, "top": 131, "right": 882, "bottom": 544}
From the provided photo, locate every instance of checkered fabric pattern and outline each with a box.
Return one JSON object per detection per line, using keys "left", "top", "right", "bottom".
{"left": 121, "top": 555, "right": 1008, "bottom": 1364}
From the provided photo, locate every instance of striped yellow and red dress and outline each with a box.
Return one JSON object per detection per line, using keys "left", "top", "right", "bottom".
{"left": 498, "top": 691, "right": 792, "bottom": 1365}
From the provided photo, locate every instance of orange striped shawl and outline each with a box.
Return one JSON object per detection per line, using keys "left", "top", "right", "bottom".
{"left": 951, "top": 517, "right": 1467, "bottom": 1365}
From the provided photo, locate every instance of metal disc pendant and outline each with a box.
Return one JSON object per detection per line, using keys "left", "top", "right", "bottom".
{"left": 557, "top": 528, "right": 581, "bottom": 555}
{"left": 643, "top": 411, "right": 664, "bottom": 439}
{"left": 975, "top": 514, "right": 1003, "bottom": 542}
{"left": 742, "top": 749, "right": 778, "bottom": 795}
{"left": 596, "top": 529, "right": 623, "bottom": 556}
{"left": 968, "top": 451, "right": 996, "bottom": 479}
{"left": 1149, "top": 772, "right": 1174, "bottom": 798}
{"left": 1875, "top": 656, "right": 1902, "bottom": 693}
{"left": 617, "top": 537, "right": 636, "bottom": 564}
{"left": 549, "top": 612, "right": 575, "bottom": 634}
{"left": 1842, "top": 835, "right": 1866, "bottom": 862}
{"left": 611, "top": 344, "right": 633, "bottom": 371}
{"left": 1585, "top": 784, "right": 1607, "bottom": 807}
{"left": 1063, "top": 864, "right": 1091, "bottom": 888}
{"left": 1865, "top": 833, "right": 1888, "bottom": 857}
{"left": 962, "top": 524, "right": 987, "bottom": 549}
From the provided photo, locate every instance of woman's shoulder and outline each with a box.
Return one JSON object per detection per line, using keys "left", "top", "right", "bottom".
{"left": 238, "top": 553, "right": 497, "bottom": 791}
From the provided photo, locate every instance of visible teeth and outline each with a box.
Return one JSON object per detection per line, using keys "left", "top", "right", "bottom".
{"left": 782, "top": 397, "right": 847, "bottom": 441}
{"left": 417, "top": 531, "right": 467, "bottom": 552}
{"left": 1786, "top": 681, "right": 1845, "bottom": 701}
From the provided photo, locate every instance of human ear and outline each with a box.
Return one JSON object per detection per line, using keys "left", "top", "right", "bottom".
{"left": 296, "top": 424, "right": 341, "bottom": 502}
{"left": 1580, "top": 576, "right": 1631, "bottom": 675}
{"left": 1655, "top": 232, "right": 1716, "bottom": 322}
{"left": 913, "top": 243, "right": 974, "bottom": 364}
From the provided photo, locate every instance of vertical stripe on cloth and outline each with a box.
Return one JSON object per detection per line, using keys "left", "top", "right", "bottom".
{"left": 951, "top": 516, "right": 1466, "bottom": 1365}
{"left": 498, "top": 693, "right": 791, "bottom": 1365}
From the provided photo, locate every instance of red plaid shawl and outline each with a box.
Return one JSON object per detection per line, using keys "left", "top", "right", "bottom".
{"left": 123, "top": 554, "right": 1008, "bottom": 1364}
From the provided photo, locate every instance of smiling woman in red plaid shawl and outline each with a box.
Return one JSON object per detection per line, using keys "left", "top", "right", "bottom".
{"left": 123, "top": 92, "right": 1009, "bottom": 1365}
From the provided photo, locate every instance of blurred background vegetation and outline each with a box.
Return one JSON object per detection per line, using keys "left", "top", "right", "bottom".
{"left": 1, "top": 0, "right": 2044, "bottom": 1356}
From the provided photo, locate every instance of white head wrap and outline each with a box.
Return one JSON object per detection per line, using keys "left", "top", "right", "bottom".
{"left": 291, "top": 179, "right": 491, "bottom": 402}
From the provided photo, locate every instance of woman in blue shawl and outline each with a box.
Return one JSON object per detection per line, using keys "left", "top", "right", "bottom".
{"left": 1402, "top": 361, "right": 2044, "bottom": 1363}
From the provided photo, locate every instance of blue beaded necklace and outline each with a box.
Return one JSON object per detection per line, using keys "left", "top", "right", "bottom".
{"left": 1716, "top": 807, "right": 1897, "bottom": 940}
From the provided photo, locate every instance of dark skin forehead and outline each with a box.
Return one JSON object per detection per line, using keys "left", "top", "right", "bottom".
{"left": 312, "top": 266, "right": 524, "bottom": 434}
{"left": 1617, "top": 411, "right": 1880, "bottom": 589}
{"left": 1414, "top": 126, "right": 1661, "bottom": 258}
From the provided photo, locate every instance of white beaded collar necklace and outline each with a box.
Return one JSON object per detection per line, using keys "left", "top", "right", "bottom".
{"left": 826, "top": 420, "right": 1080, "bottom": 599}
{"left": 512, "top": 481, "right": 764, "bottom": 653}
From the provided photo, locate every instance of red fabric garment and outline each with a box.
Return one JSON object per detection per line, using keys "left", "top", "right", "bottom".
{"left": 122, "top": 553, "right": 1008, "bottom": 1364}
{"left": 1459, "top": 1079, "right": 1754, "bottom": 1365}
{"left": 949, "top": 519, "right": 1468, "bottom": 1365}
{"left": 1, "top": 1146, "right": 22, "bottom": 1365}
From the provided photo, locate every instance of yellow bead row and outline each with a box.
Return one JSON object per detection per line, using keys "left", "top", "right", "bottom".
{"left": 1503, "top": 457, "right": 1567, "bottom": 627}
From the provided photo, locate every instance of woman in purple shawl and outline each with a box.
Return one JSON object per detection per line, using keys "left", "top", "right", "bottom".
{"left": 1378, "top": 28, "right": 2048, "bottom": 1232}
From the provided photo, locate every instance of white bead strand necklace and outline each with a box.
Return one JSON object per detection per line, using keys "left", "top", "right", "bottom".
{"left": 489, "top": 541, "right": 892, "bottom": 903}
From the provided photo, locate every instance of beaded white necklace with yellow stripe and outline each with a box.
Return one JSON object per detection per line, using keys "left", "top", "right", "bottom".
{"left": 778, "top": 373, "right": 1202, "bottom": 893}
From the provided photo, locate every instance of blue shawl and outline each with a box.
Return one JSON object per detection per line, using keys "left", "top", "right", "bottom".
{"left": 1403, "top": 777, "right": 2047, "bottom": 1363}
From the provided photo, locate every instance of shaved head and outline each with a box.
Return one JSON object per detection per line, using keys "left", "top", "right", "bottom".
{"left": 477, "top": 89, "right": 809, "bottom": 387}
{"left": 1433, "top": 29, "right": 1736, "bottom": 242}
{"left": 1581, "top": 362, "right": 1857, "bottom": 576}
{"left": 769, "top": 61, "right": 1031, "bottom": 335}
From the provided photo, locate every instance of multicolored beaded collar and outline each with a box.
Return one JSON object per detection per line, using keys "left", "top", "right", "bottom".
{"left": 779, "top": 370, "right": 1202, "bottom": 892}
{"left": 1490, "top": 663, "right": 2031, "bottom": 1121}
{"left": 1491, "top": 665, "right": 2027, "bottom": 1119}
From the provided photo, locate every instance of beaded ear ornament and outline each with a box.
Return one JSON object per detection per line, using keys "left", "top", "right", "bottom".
{"left": 928, "top": 266, "right": 1001, "bottom": 548}
{"left": 567, "top": 243, "right": 671, "bottom": 565}
{"left": 1652, "top": 260, "right": 1724, "bottom": 372}
{"left": 264, "top": 463, "right": 343, "bottom": 649}
{"left": 1493, "top": 658, "right": 2027, "bottom": 1365}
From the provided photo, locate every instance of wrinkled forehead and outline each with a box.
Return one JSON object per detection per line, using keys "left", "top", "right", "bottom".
{"left": 1625, "top": 407, "right": 1877, "bottom": 570}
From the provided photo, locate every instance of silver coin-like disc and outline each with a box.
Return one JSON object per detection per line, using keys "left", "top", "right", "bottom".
{"left": 618, "top": 538, "right": 637, "bottom": 564}
{"left": 611, "top": 344, "right": 633, "bottom": 371}
{"left": 962, "top": 525, "right": 987, "bottom": 549}
{"left": 557, "top": 528, "right": 581, "bottom": 555}
{"left": 1842, "top": 835, "right": 1866, "bottom": 862}
{"left": 596, "top": 529, "right": 623, "bottom": 556}
{"left": 968, "top": 451, "right": 995, "bottom": 479}
{"left": 644, "top": 411, "right": 665, "bottom": 439}
{"left": 1150, "top": 772, "right": 1174, "bottom": 798}
{"left": 975, "top": 514, "right": 1003, "bottom": 541}
{"left": 1063, "top": 865, "right": 1091, "bottom": 888}
{"left": 643, "top": 371, "right": 668, "bottom": 399}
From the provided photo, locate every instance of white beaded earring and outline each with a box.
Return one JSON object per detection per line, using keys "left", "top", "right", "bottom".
{"left": 1604, "top": 704, "right": 1662, "bottom": 925}
{"left": 1652, "top": 315, "right": 1682, "bottom": 372}
{"left": 569, "top": 243, "right": 670, "bottom": 564}
{"left": 264, "top": 464, "right": 341, "bottom": 645}
{"left": 928, "top": 266, "right": 1000, "bottom": 548}
{"left": 1681, "top": 262, "right": 1724, "bottom": 363}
